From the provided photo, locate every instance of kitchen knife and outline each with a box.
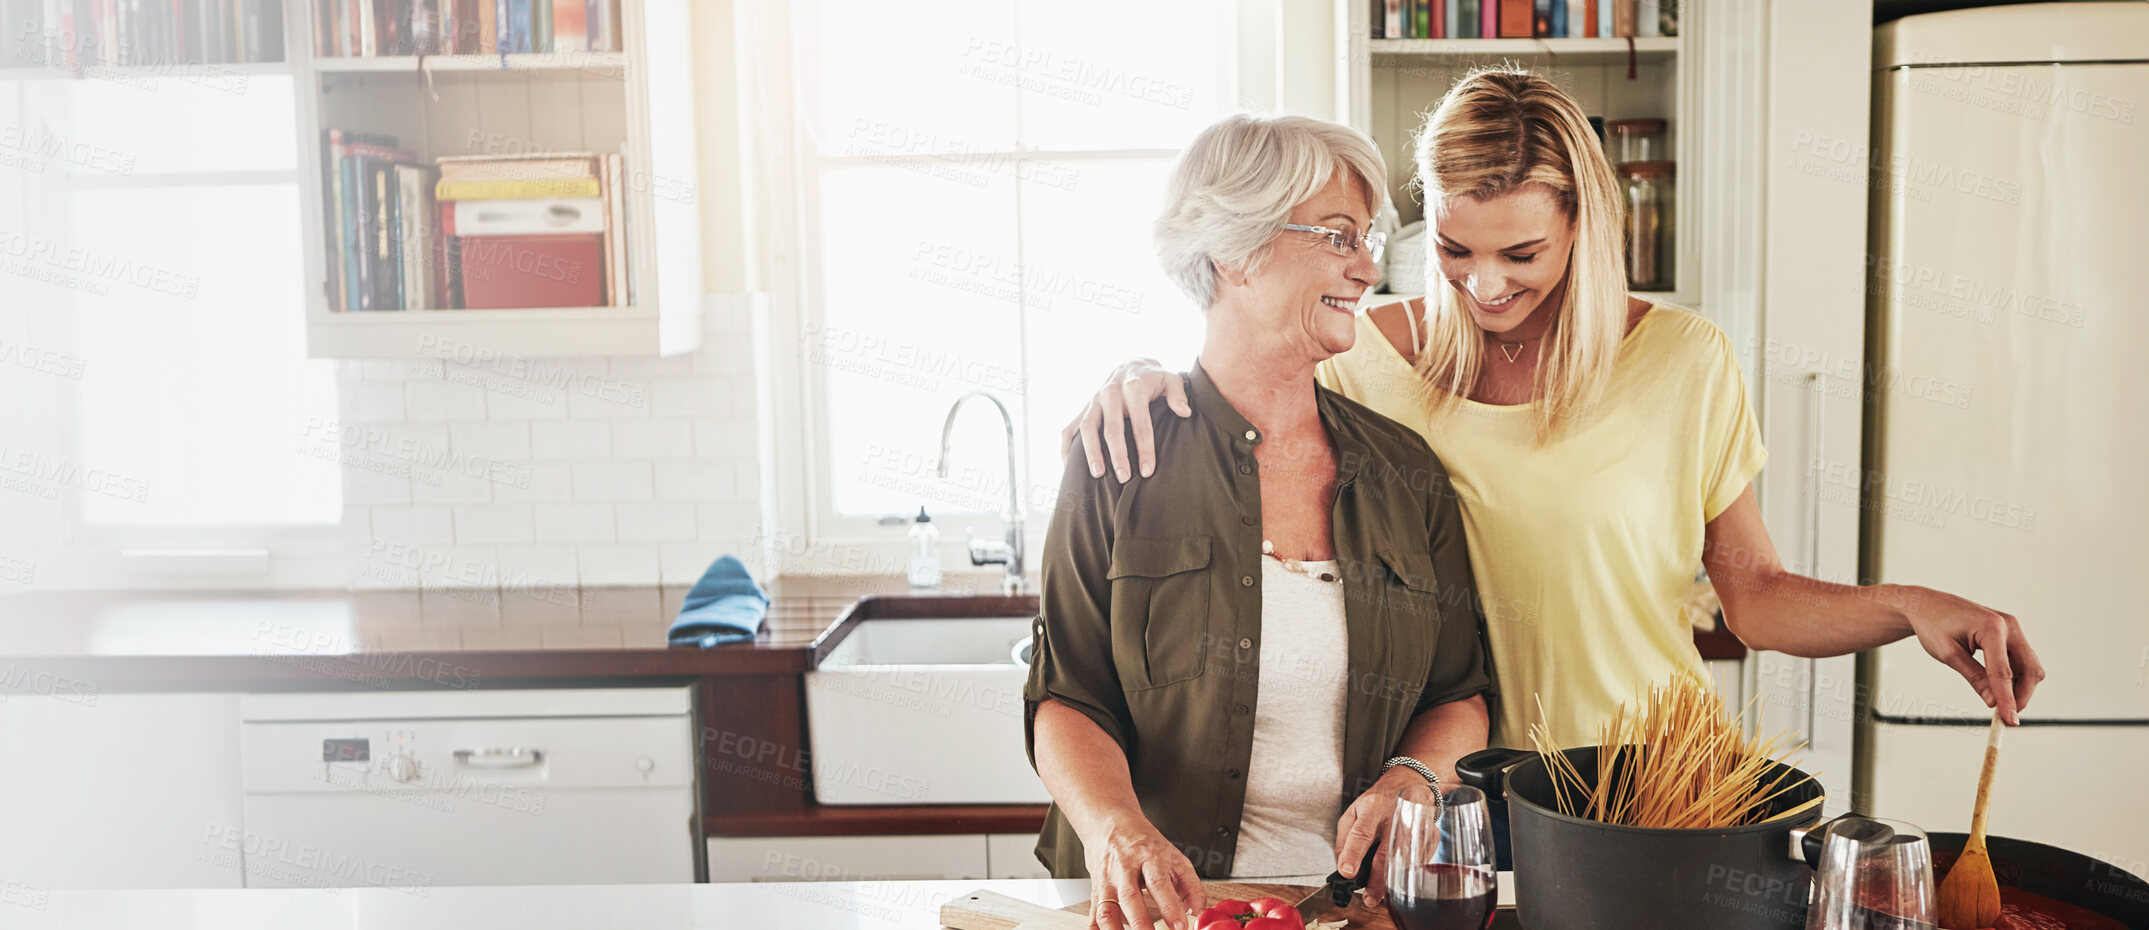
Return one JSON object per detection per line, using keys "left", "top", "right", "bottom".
{"left": 1294, "top": 836, "right": 1381, "bottom": 922}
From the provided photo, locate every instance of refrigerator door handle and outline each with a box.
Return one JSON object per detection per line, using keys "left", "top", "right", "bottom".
{"left": 1805, "top": 372, "right": 1826, "bottom": 743}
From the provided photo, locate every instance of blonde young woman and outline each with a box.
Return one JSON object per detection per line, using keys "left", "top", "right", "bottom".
{"left": 1065, "top": 68, "right": 2047, "bottom": 867}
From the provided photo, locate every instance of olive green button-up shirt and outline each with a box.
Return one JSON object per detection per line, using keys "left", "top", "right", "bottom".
{"left": 1023, "top": 360, "right": 1494, "bottom": 879}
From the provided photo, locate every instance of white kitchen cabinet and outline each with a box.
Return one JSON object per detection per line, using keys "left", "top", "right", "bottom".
{"left": 987, "top": 834, "right": 1052, "bottom": 880}
{"left": 0, "top": 692, "right": 244, "bottom": 889}
{"left": 707, "top": 834, "right": 991, "bottom": 883}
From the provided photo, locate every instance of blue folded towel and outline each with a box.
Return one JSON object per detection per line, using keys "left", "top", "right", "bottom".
{"left": 669, "top": 554, "right": 770, "bottom": 648}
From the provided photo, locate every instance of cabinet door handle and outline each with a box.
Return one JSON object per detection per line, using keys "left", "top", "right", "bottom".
{"left": 452, "top": 747, "right": 545, "bottom": 768}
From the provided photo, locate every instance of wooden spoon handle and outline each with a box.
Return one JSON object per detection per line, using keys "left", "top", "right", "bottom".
{"left": 1967, "top": 712, "right": 2004, "bottom": 845}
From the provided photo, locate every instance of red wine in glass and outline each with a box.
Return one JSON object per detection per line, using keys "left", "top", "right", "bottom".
{"left": 1386, "top": 863, "right": 1496, "bottom": 930}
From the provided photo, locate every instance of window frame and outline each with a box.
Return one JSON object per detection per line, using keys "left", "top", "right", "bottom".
{"left": 7, "top": 73, "right": 348, "bottom": 590}
{"left": 754, "top": 0, "right": 1251, "bottom": 575}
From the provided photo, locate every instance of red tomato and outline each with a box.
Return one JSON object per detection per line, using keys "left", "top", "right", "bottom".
{"left": 1243, "top": 917, "right": 1301, "bottom": 930}
{"left": 1248, "top": 897, "right": 1295, "bottom": 919}
{"left": 1213, "top": 899, "right": 1253, "bottom": 916}
{"left": 1195, "top": 905, "right": 1241, "bottom": 930}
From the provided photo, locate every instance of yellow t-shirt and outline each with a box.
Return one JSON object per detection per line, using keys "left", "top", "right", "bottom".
{"left": 1316, "top": 305, "right": 1766, "bottom": 749}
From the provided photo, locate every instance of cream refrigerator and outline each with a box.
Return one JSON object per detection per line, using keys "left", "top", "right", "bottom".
{"left": 1860, "top": 3, "right": 2149, "bottom": 873}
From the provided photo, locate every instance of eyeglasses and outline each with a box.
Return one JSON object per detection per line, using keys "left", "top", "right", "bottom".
{"left": 1283, "top": 223, "right": 1386, "bottom": 265}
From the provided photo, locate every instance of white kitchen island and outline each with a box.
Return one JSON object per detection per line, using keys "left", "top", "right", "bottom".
{"left": 9, "top": 879, "right": 1099, "bottom": 929}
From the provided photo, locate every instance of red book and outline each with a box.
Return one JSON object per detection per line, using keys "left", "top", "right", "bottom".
{"left": 457, "top": 234, "right": 605, "bottom": 309}
{"left": 1482, "top": 0, "right": 1499, "bottom": 37}
{"left": 1499, "top": 0, "right": 1533, "bottom": 35}
{"left": 1431, "top": 0, "right": 1445, "bottom": 37}
{"left": 1584, "top": 0, "right": 1598, "bottom": 36}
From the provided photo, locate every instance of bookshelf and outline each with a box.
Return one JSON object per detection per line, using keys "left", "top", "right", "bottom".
{"left": 289, "top": 0, "right": 703, "bottom": 359}
{"left": 1337, "top": 6, "right": 1700, "bottom": 308}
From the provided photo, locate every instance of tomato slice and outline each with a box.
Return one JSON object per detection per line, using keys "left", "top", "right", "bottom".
{"left": 1248, "top": 896, "right": 1295, "bottom": 919}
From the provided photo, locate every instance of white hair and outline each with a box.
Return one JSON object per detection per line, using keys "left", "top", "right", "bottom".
{"left": 1154, "top": 113, "right": 1391, "bottom": 310}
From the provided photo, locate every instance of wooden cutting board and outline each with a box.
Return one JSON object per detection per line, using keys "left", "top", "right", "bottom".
{"left": 940, "top": 882, "right": 1400, "bottom": 930}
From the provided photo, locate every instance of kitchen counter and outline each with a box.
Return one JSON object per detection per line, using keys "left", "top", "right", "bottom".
{"left": 5, "top": 877, "right": 1524, "bottom": 929}
{"left": 5, "top": 879, "right": 1091, "bottom": 930}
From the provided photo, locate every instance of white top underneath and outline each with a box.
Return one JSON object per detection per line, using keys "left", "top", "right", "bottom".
{"left": 1231, "top": 557, "right": 1351, "bottom": 879}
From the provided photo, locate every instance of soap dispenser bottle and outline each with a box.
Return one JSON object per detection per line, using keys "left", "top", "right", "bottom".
{"left": 907, "top": 507, "right": 941, "bottom": 589}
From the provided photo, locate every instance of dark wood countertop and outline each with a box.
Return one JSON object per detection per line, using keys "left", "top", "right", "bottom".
{"left": 0, "top": 573, "right": 1018, "bottom": 689}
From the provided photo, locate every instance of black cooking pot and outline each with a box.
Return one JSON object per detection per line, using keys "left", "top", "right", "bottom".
{"left": 1460, "top": 746, "right": 1828, "bottom": 930}
{"left": 1927, "top": 832, "right": 2149, "bottom": 929}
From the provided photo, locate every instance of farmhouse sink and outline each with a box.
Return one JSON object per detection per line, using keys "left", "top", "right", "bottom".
{"left": 803, "top": 594, "right": 1050, "bottom": 805}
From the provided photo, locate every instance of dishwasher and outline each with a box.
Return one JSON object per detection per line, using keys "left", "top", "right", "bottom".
{"left": 237, "top": 686, "right": 698, "bottom": 889}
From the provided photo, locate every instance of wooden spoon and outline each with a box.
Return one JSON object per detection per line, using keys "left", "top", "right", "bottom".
{"left": 1937, "top": 713, "right": 2005, "bottom": 929}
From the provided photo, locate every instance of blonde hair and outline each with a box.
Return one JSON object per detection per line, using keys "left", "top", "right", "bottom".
{"left": 1409, "top": 68, "right": 1627, "bottom": 441}
{"left": 1156, "top": 113, "right": 1391, "bottom": 309}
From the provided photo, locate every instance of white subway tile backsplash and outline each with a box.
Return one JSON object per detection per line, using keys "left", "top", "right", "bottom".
{"left": 370, "top": 506, "right": 456, "bottom": 545}
{"left": 341, "top": 382, "right": 406, "bottom": 422}
{"left": 612, "top": 420, "right": 694, "bottom": 459}
{"left": 535, "top": 503, "right": 615, "bottom": 542}
{"left": 659, "top": 543, "right": 730, "bottom": 586}
{"left": 608, "top": 354, "right": 695, "bottom": 379}
{"left": 615, "top": 502, "right": 695, "bottom": 542}
{"left": 404, "top": 378, "right": 489, "bottom": 421}
{"left": 417, "top": 546, "right": 499, "bottom": 590}
{"left": 651, "top": 379, "right": 727, "bottom": 418}
{"left": 454, "top": 503, "right": 536, "bottom": 544}
{"left": 654, "top": 460, "right": 736, "bottom": 500}
{"left": 576, "top": 543, "right": 660, "bottom": 586}
{"left": 340, "top": 464, "right": 412, "bottom": 506}
{"left": 331, "top": 326, "right": 762, "bottom": 576}
{"left": 531, "top": 422, "right": 612, "bottom": 459}
{"left": 567, "top": 384, "right": 652, "bottom": 419}
{"left": 692, "top": 419, "right": 758, "bottom": 459}
{"left": 493, "top": 462, "right": 574, "bottom": 502}
{"left": 450, "top": 423, "right": 532, "bottom": 461}
{"left": 571, "top": 461, "right": 654, "bottom": 500}
{"left": 410, "top": 468, "right": 495, "bottom": 504}
{"left": 483, "top": 383, "right": 573, "bottom": 419}
{"left": 494, "top": 544, "right": 580, "bottom": 591}
{"left": 696, "top": 501, "right": 759, "bottom": 539}
{"left": 361, "top": 358, "right": 445, "bottom": 381}
{"left": 712, "top": 334, "right": 756, "bottom": 371}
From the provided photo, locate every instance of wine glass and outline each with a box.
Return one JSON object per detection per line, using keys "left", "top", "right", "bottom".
{"left": 1805, "top": 817, "right": 1938, "bottom": 930}
{"left": 1385, "top": 784, "right": 1497, "bottom": 930}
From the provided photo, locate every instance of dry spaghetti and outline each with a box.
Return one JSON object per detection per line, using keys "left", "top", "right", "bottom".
{"left": 1529, "top": 677, "right": 1817, "bottom": 829}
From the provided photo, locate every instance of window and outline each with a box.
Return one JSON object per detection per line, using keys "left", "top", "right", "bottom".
{"left": 787, "top": 0, "right": 1231, "bottom": 537}
{"left": 2, "top": 72, "right": 339, "bottom": 570}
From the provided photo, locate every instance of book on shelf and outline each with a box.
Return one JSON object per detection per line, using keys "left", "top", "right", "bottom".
{"left": 312, "top": 0, "right": 621, "bottom": 57}
{"left": 322, "top": 129, "right": 443, "bottom": 312}
{"left": 0, "top": 0, "right": 284, "bottom": 68}
{"left": 324, "top": 148, "right": 631, "bottom": 310}
{"left": 435, "top": 177, "right": 601, "bottom": 200}
{"left": 1369, "top": 0, "right": 1670, "bottom": 39}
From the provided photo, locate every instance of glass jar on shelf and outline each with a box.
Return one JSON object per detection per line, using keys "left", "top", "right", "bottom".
{"left": 1619, "top": 160, "right": 1675, "bottom": 291}
{"left": 1605, "top": 117, "right": 1668, "bottom": 165}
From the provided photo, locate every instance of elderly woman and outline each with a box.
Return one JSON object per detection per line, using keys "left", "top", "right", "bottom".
{"left": 1023, "top": 114, "right": 1493, "bottom": 930}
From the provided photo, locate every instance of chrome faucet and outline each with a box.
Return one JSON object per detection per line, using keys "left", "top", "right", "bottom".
{"left": 937, "top": 391, "right": 1024, "bottom": 595}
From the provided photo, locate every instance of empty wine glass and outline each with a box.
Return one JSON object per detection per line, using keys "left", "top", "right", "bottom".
{"left": 1386, "top": 784, "right": 1497, "bottom": 930}
{"left": 1805, "top": 817, "right": 1937, "bottom": 930}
